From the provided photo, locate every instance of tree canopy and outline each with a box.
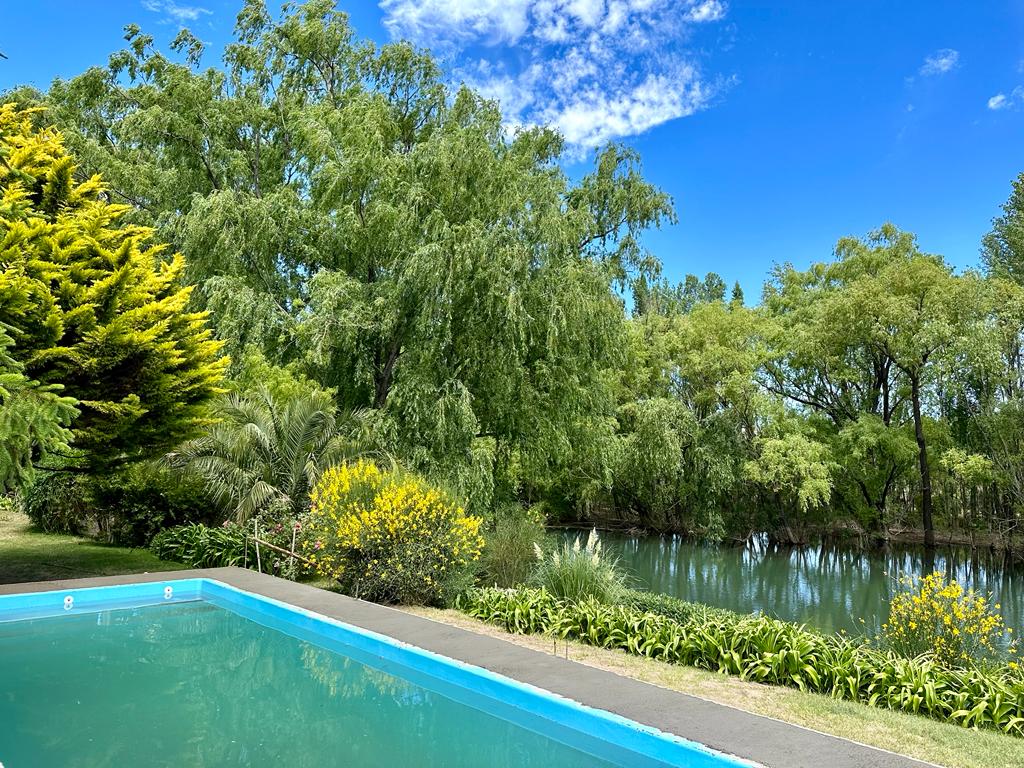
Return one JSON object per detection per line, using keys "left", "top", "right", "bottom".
{"left": 3, "top": 1, "right": 1023, "bottom": 550}
{"left": 40, "top": 1, "right": 671, "bottom": 509}
{"left": 0, "top": 103, "right": 226, "bottom": 475}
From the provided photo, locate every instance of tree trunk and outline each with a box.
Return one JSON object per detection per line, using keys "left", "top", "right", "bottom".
{"left": 910, "top": 372, "right": 936, "bottom": 548}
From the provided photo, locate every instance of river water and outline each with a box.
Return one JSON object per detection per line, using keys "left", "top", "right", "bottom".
{"left": 560, "top": 531, "right": 1024, "bottom": 637}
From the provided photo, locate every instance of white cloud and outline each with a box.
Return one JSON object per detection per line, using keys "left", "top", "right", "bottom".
{"left": 379, "top": 0, "right": 727, "bottom": 152}
{"left": 380, "top": 0, "right": 531, "bottom": 45}
{"left": 988, "top": 87, "right": 1024, "bottom": 111}
{"left": 686, "top": 1, "right": 726, "bottom": 23}
{"left": 142, "top": 0, "right": 211, "bottom": 24}
{"left": 919, "top": 48, "right": 959, "bottom": 76}
{"left": 988, "top": 93, "right": 1009, "bottom": 110}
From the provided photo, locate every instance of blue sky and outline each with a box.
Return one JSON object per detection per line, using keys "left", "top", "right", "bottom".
{"left": 2, "top": 1, "right": 1023, "bottom": 299}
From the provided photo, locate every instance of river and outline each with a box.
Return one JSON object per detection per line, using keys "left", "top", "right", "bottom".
{"left": 560, "top": 530, "right": 1024, "bottom": 637}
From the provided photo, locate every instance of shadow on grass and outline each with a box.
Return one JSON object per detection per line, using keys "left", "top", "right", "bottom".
{"left": 0, "top": 517, "right": 185, "bottom": 585}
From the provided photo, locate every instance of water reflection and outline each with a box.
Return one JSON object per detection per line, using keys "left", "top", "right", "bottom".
{"left": 560, "top": 531, "right": 1024, "bottom": 637}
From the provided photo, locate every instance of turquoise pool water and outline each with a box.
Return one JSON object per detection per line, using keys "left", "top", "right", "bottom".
{"left": 2, "top": 602, "right": 622, "bottom": 767}
{"left": 0, "top": 583, "right": 742, "bottom": 768}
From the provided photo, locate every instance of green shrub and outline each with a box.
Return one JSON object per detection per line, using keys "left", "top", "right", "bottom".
{"left": 23, "top": 466, "right": 216, "bottom": 545}
{"left": 303, "top": 460, "right": 484, "bottom": 605}
{"left": 24, "top": 472, "right": 91, "bottom": 534}
{"left": 90, "top": 465, "right": 216, "bottom": 547}
{"left": 152, "top": 515, "right": 309, "bottom": 579}
{"left": 151, "top": 523, "right": 251, "bottom": 568}
{"left": 459, "top": 586, "right": 1024, "bottom": 738}
{"left": 532, "top": 529, "right": 627, "bottom": 603}
{"left": 624, "top": 589, "right": 741, "bottom": 624}
{"left": 479, "top": 510, "right": 546, "bottom": 588}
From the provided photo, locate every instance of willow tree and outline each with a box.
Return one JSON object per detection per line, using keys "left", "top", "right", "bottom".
{"left": 613, "top": 288, "right": 767, "bottom": 536}
{"left": 41, "top": 0, "right": 672, "bottom": 510}
{"left": 765, "top": 226, "right": 990, "bottom": 546}
{"left": 0, "top": 104, "right": 226, "bottom": 473}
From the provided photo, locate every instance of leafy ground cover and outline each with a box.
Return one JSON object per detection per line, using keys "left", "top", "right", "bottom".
{"left": 408, "top": 605, "right": 1024, "bottom": 768}
{"left": 460, "top": 587, "right": 1024, "bottom": 737}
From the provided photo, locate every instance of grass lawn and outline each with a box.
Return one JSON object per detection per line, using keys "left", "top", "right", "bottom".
{"left": 0, "top": 508, "right": 185, "bottom": 584}
{"left": 406, "top": 606, "right": 1024, "bottom": 768}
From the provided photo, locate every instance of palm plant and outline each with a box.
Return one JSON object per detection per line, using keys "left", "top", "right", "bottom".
{"left": 166, "top": 388, "right": 362, "bottom": 522}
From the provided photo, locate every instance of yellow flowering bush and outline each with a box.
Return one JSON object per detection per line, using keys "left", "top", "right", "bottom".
{"left": 303, "top": 461, "right": 483, "bottom": 605}
{"left": 883, "top": 571, "right": 1013, "bottom": 667}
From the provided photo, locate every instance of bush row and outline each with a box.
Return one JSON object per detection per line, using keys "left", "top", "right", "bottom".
{"left": 459, "top": 586, "right": 1024, "bottom": 737}
{"left": 25, "top": 468, "right": 215, "bottom": 546}
{"left": 150, "top": 523, "right": 252, "bottom": 569}
{"left": 623, "top": 588, "right": 742, "bottom": 624}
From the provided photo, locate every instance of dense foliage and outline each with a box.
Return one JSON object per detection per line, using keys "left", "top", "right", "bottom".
{"left": 304, "top": 460, "right": 483, "bottom": 603}
{"left": 477, "top": 509, "right": 546, "bottom": 588}
{"left": 35, "top": 1, "right": 670, "bottom": 517}
{"left": 23, "top": 472, "right": 90, "bottom": 534}
{"left": 166, "top": 387, "right": 357, "bottom": 522}
{"left": 460, "top": 586, "right": 1024, "bottom": 737}
{"left": 4, "top": 0, "right": 1024, "bottom": 554}
{"left": 0, "top": 105, "right": 226, "bottom": 477}
{"left": 24, "top": 466, "right": 215, "bottom": 545}
{"left": 151, "top": 522, "right": 251, "bottom": 568}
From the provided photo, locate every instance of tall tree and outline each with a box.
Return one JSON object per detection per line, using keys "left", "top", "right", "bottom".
{"left": 42, "top": 1, "right": 672, "bottom": 510}
{"left": 0, "top": 103, "right": 226, "bottom": 472}
{"left": 983, "top": 172, "right": 1024, "bottom": 284}
{"left": 766, "top": 225, "right": 988, "bottom": 546}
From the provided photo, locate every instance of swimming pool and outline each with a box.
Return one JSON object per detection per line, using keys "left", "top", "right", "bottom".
{"left": 0, "top": 578, "right": 753, "bottom": 767}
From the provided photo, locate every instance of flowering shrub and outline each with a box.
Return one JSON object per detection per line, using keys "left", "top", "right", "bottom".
{"left": 882, "top": 571, "right": 1013, "bottom": 667}
{"left": 303, "top": 461, "right": 483, "bottom": 605}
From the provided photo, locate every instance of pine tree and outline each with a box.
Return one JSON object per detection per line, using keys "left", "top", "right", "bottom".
{"left": 730, "top": 280, "right": 744, "bottom": 306}
{"left": 0, "top": 104, "right": 227, "bottom": 473}
{"left": 0, "top": 325, "right": 77, "bottom": 488}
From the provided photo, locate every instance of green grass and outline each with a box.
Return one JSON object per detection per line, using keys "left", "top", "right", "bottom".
{"left": 0, "top": 507, "right": 185, "bottom": 584}
{"left": 407, "top": 606, "right": 1024, "bottom": 768}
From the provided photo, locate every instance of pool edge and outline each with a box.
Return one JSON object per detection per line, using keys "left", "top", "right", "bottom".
{"left": 0, "top": 569, "right": 941, "bottom": 768}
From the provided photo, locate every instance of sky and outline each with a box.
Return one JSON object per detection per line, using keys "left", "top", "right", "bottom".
{"left": 2, "top": 1, "right": 1023, "bottom": 300}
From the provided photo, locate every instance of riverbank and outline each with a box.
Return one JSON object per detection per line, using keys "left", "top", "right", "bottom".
{"left": 555, "top": 522, "right": 1024, "bottom": 554}
{"left": 407, "top": 606, "right": 1024, "bottom": 768}
{"left": 552, "top": 528, "right": 1024, "bottom": 637}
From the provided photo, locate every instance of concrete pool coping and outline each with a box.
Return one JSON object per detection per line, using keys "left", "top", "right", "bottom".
{"left": 0, "top": 568, "right": 939, "bottom": 768}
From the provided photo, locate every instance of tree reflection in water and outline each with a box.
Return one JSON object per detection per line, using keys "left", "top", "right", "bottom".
{"left": 568, "top": 531, "right": 1024, "bottom": 638}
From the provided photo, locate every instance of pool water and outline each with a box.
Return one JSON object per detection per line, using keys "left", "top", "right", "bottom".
{"left": 1, "top": 600, "right": 665, "bottom": 768}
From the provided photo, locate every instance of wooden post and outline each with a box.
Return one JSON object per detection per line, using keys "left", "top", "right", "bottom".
{"left": 254, "top": 519, "right": 262, "bottom": 573}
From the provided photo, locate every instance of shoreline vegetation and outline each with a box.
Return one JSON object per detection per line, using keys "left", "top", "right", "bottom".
{"left": 551, "top": 521, "right": 1024, "bottom": 557}
{"left": 405, "top": 605, "right": 1024, "bottom": 768}
{"left": 459, "top": 585, "right": 1024, "bottom": 736}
